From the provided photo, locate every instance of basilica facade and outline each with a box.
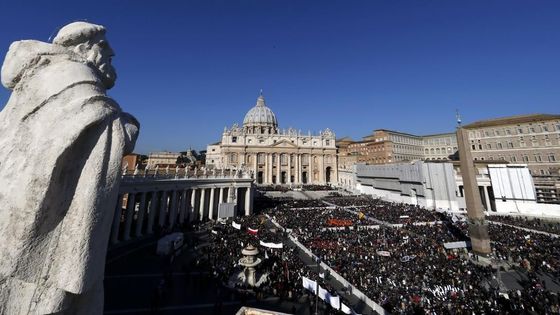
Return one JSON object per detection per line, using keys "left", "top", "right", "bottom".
{"left": 206, "top": 93, "right": 337, "bottom": 185}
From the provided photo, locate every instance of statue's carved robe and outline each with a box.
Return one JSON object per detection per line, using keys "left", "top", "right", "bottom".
{"left": 0, "top": 40, "right": 138, "bottom": 313}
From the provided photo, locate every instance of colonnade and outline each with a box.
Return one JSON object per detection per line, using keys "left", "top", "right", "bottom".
{"left": 110, "top": 178, "right": 254, "bottom": 245}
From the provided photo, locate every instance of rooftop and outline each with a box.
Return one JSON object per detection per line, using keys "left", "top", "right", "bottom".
{"left": 462, "top": 113, "right": 560, "bottom": 129}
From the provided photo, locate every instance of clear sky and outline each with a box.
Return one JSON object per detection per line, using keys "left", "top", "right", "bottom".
{"left": 1, "top": 1, "right": 559, "bottom": 154}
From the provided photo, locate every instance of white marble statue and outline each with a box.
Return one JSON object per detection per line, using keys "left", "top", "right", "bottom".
{"left": 0, "top": 22, "right": 139, "bottom": 314}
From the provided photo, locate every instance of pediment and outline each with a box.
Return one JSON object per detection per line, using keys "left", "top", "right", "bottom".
{"left": 271, "top": 140, "right": 298, "bottom": 148}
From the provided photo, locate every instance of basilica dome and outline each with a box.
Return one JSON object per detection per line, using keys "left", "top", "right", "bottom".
{"left": 243, "top": 93, "right": 278, "bottom": 134}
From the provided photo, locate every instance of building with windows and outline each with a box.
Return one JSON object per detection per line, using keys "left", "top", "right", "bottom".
{"left": 206, "top": 93, "right": 337, "bottom": 185}
{"left": 340, "top": 130, "right": 457, "bottom": 166}
{"left": 422, "top": 132, "right": 458, "bottom": 160}
{"left": 146, "top": 151, "right": 180, "bottom": 168}
{"left": 462, "top": 114, "right": 560, "bottom": 204}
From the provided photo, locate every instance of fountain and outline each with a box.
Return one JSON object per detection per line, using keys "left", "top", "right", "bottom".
{"left": 238, "top": 244, "right": 262, "bottom": 287}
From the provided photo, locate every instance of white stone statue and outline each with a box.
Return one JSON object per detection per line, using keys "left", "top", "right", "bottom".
{"left": 144, "top": 164, "right": 150, "bottom": 177}
{"left": 0, "top": 22, "right": 139, "bottom": 314}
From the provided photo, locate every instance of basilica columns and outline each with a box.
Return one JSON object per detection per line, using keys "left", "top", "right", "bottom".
{"left": 245, "top": 187, "right": 253, "bottom": 215}
{"left": 123, "top": 193, "right": 136, "bottom": 241}
{"left": 146, "top": 192, "right": 158, "bottom": 234}
{"left": 111, "top": 194, "right": 124, "bottom": 244}
{"left": 158, "top": 191, "right": 168, "bottom": 227}
{"left": 297, "top": 154, "right": 302, "bottom": 184}
{"left": 134, "top": 192, "right": 147, "bottom": 237}
{"left": 178, "top": 190, "right": 188, "bottom": 224}
{"left": 190, "top": 189, "right": 197, "bottom": 222}
{"left": 199, "top": 188, "right": 206, "bottom": 220}
{"left": 209, "top": 187, "right": 215, "bottom": 220}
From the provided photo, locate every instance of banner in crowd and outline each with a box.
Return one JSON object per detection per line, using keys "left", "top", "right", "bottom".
{"left": 248, "top": 227, "right": 258, "bottom": 235}
{"left": 327, "top": 218, "right": 353, "bottom": 227}
{"left": 211, "top": 230, "right": 218, "bottom": 235}
{"left": 259, "top": 240, "right": 283, "bottom": 249}
{"left": 302, "top": 276, "right": 317, "bottom": 294}
{"left": 358, "top": 212, "right": 365, "bottom": 220}
{"left": 427, "top": 285, "right": 459, "bottom": 297}
{"left": 400, "top": 255, "right": 415, "bottom": 262}
{"left": 232, "top": 221, "right": 241, "bottom": 230}
{"left": 377, "top": 250, "right": 391, "bottom": 257}
{"left": 399, "top": 215, "right": 410, "bottom": 219}
{"left": 341, "top": 303, "right": 352, "bottom": 314}
{"left": 318, "top": 286, "right": 328, "bottom": 300}
{"left": 302, "top": 277, "right": 359, "bottom": 314}
{"left": 326, "top": 294, "right": 340, "bottom": 310}
{"left": 443, "top": 241, "right": 469, "bottom": 249}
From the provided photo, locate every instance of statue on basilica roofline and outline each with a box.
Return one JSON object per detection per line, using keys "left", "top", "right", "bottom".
{"left": 0, "top": 22, "right": 138, "bottom": 314}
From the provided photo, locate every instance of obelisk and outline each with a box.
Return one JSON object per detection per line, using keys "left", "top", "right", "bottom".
{"left": 456, "top": 127, "right": 492, "bottom": 255}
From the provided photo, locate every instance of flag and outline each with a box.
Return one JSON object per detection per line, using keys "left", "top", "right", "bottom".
{"left": 232, "top": 221, "right": 241, "bottom": 230}
{"left": 248, "top": 227, "right": 258, "bottom": 235}
{"left": 358, "top": 212, "right": 365, "bottom": 220}
{"left": 319, "top": 272, "right": 325, "bottom": 279}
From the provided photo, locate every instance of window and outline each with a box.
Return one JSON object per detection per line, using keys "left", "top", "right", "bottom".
{"left": 508, "top": 142, "right": 514, "bottom": 148}
{"left": 543, "top": 125, "right": 549, "bottom": 132}
{"left": 511, "top": 156, "right": 517, "bottom": 162}
{"left": 549, "top": 154, "right": 556, "bottom": 162}
{"left": 522, "top": 155, "right": 529, "bottom": 162}
{"left": 506, "top": 129, "right": 511, "bottom": 135}
{"left": 486, "top": 144, "right": 492, "bottom": 149}
{"left": 281, "top": 154, "right": 288, "bottom": 165}
{"left": 326, "top": 140, "right": 330, "bottom": 145}
{"left": 518, "top": 128, "right": 523, "bottom": 134}
{"left": 497, "top": 142, "right": 503, "bottom": 149}
{"left": 232, "top": 136, "right": 237, "bottom": 143}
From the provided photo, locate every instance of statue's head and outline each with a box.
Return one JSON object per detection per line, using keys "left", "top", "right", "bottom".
{"left": 53, "top": 22, "right": 116, "bottom": 89}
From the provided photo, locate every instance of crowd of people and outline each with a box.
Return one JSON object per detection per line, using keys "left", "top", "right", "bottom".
{"left": 259, "top": 195, "right": 560, "bottom": 313}
{"left": 488, "top": 215, "right": 560, "bottom": 235}
{"left": 197, "top": 215, "right": 355, "bottom": 314}
{"left": 333, "top": 197, "right": 445, "bottom": 224}
{"left": 489, "top": 223, "right": 560, "bottom": 279}
{"left": 186, "top": 192, "right": 560, "bottom": 314}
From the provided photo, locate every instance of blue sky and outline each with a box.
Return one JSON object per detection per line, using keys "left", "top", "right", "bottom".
{"left": 1, "top": 1, "right": 559, "bottom": 154}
